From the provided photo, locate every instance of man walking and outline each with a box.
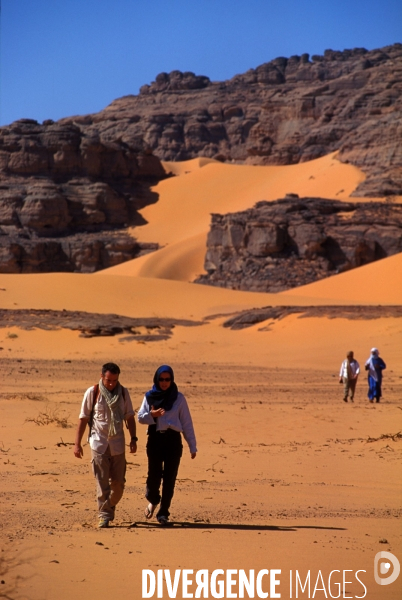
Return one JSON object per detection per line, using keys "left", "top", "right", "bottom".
{"left": 339, "top": 351, "right": 360, "bottom": 402}
{"left": 74, "top": 362, "right": 137, "bottom": 528}
{"left": 365, "top": 347, "right": 386, "bottom": 403}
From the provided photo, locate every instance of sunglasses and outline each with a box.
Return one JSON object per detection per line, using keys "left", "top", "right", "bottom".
{"left": 159, "top": 377, "right": 171, "bottom": 382}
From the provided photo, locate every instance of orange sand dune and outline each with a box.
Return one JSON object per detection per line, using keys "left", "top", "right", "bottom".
{"left": 282, "top": 253, "right": 402, "bottom": 305}
{"left": 0, "top": 270, "right": 354, "bottom": 323}
{"left": 136, "top": 152, "right": 365, "bottom": 246}
{"left": 2, "top": 251, "right": 400, "bottom": 326}
{"left": 1, "top": 294, "right": 401, "bottom": 369}
{"left": 101, "top": 152, "right": 366, "bottom": 281}
{"left": 1, "top": 153, "right": 402, "bottom": 600}
{"left": 103, "top": 233, "right": 207, "bottom": 281}
{"left": 0, "top": 271, "right": 316, "bottom": 321}
{"left": 1, "top": 254, "right": 401, "bottom": 369}
{"left": 162, "top": 156, "right": 217, "bottom": 175}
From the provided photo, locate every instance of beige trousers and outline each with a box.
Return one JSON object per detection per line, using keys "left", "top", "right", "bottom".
{"left": 343, "top": 377, "right": 357, "bottom": 400}
{"left": 91, "top": 446, "right": 126, "bottom": 520}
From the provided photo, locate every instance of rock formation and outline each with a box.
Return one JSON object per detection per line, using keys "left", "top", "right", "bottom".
{"left": 79, "top": 43, "right": 402, "bottom": 197}
{"left": 218, "top": 305, "right": 402, "bottom": 330}
{"left": 0, "top": 119, "right": 165, "bottom": 272}
{"left": 0, "top": 309, "right": 203, "bottom": 340}
{"left": 0, "top": 230, "right": 158, "bottom": 274}
{"left": 195, "top": 196, "right": 402, "bottom": 293}
{"left": 1, "top": 43, "right": 401, "bottom": 274}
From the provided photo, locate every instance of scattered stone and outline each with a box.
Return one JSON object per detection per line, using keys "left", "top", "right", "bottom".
{"left": 0, "top": 308, "right": 204, "bottom": 339}
{"left": 215, "top": 305, "right": 402, "bottom": 330}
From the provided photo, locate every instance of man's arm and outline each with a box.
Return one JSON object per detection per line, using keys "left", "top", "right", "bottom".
{"left": 73, "top": 417, "right": 89, "bottom": 458}
{"left": 126, "top": 415, "right": 137, "bottom": 454}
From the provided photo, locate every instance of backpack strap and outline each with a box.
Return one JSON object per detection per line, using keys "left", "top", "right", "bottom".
{"left": 88, "top": 384, "right": 99, "bottom": 438}
{"left": 121, "top": 385, "right": 130, "bottom": 428}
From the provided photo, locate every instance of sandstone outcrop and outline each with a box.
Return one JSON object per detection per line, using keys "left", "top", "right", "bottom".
{"left": 1, "top": 43, "right": 401, "bottom": 275}
{"left": 81, "top": 43, "right": 402, "bottom": 197}
{"left": 195, "top": 196, "right": 402, "bottom": 293}
{"left": 0, "top": 119, "right": 166, "bottom": 272}
{"left": 0, "top": 230, "right": 158, "bottom": 274}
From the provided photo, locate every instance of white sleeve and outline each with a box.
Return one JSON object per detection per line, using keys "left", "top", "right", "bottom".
{"left": 79, "top": 387, "right": 94, "bottom": 420}
{"left": 178, "top": 395, "right": 197, "bottom": 454}
{"left": 355, "top": 361, "right": 360, "bottom": 375}
{"left": 137, "top": 396, "right": 155, "bottom": 425}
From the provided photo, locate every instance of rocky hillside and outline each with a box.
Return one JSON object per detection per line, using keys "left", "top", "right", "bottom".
{"left": 0, "top": 121, "right": 164, "bottom": 272}
{"left": 70, "top": 43, "right": 402, "bottom": 198}
{"left": 0, "top": 43, "right": 401, "bottom": 274}
{"left": 195, "top": 196, "right": 402, "bottom": 293}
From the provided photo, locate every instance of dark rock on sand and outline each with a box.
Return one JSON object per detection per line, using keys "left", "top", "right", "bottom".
{"left": 0, "top": 309, "right": 203, "bottom": 339}
{"left": 195, "top": 196, "right": 402, "bottom": 293}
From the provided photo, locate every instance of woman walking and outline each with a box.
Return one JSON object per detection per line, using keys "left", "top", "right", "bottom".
{"left": 138, "top": 365, "right": 197, "bottom": 525}
{"left": 365, "top": 348, "right": 386, "bottom": 403}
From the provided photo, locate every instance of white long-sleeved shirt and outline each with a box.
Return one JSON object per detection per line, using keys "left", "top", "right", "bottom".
{"left": 339, "top": 359, "right": 360, "bottom": 379}
{"left": 79, "top": 385, "right": 134, "bottom": 455}
{"left": 137, "top": 392, "right": 197, "bottom": 454}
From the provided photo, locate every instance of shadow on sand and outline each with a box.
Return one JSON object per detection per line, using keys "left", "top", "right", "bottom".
{"left": 118, "top": 521, "right": 347, "bottom": 532}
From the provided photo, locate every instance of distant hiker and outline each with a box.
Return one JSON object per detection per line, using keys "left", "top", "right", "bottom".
{"left": 339, "top": 351, "right": 360, "bottom": 402}
{"left": 73, "top": 362, "right": 137, "bottom": 528}
{"left": 365, "top": 348, "right": 386, "bottom": 403}
{"left": 138, "top": 365, "right": 197, "bottom": 526}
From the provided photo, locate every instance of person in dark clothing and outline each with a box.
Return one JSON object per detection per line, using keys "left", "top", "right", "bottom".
{"left": 137, "top": 365, "right": 197, "bottom": 525}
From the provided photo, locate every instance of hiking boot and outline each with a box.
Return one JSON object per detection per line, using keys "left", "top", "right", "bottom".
{"left": 98, "top": 517, "right": 110, "bottom": 528}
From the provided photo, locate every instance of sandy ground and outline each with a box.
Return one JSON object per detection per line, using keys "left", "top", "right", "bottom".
{"left": 0, "top": 155, "right": 401, "bottom": 600}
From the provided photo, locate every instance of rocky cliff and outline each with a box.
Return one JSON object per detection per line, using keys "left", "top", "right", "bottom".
{"left": 0, "top": 119, "right": 164, "bottom": 272}
{"left": 195, "top": 196, "right": 402, "bottom": 293}
{"left": 1, "top": 43, "right": 401, "bottom": 274}
{"left": 75, "top": 43, "right": 402, "bottom": 198}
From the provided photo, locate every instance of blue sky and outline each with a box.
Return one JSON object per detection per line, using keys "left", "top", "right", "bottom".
{"left": 1, "top": 0, "right": 400, "bottom": 126}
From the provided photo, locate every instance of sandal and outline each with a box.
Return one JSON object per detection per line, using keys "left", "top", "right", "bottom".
{"left": 144, "top": 503, "right": 157, "bottom": 519}
{"left": 157, "top": 515, "right": 169, "bottom": 526}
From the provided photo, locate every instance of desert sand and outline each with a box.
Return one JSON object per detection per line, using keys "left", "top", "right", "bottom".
{"left": 0, "top": 154, "right": 401, "bottom": 600}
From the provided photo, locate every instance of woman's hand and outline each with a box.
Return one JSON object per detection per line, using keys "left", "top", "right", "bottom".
{"left": 150, "top": 405, "right": 165, "bottom": 418}
{"left": 191, "top": 452, "right": 197, "bottom": 459}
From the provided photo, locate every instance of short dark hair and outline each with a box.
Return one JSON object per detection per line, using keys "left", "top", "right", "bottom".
{"left": 102, "top": 362, "right": 120, "bottom": 375}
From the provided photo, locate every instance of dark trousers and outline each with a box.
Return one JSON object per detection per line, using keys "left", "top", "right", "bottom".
{"left": 146, "top": 429, "right": 183, "bottom": 518}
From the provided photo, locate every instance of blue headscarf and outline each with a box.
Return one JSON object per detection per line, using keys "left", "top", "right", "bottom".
{"left": 145, "top": 365, "right": 178, "bottom": 411}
